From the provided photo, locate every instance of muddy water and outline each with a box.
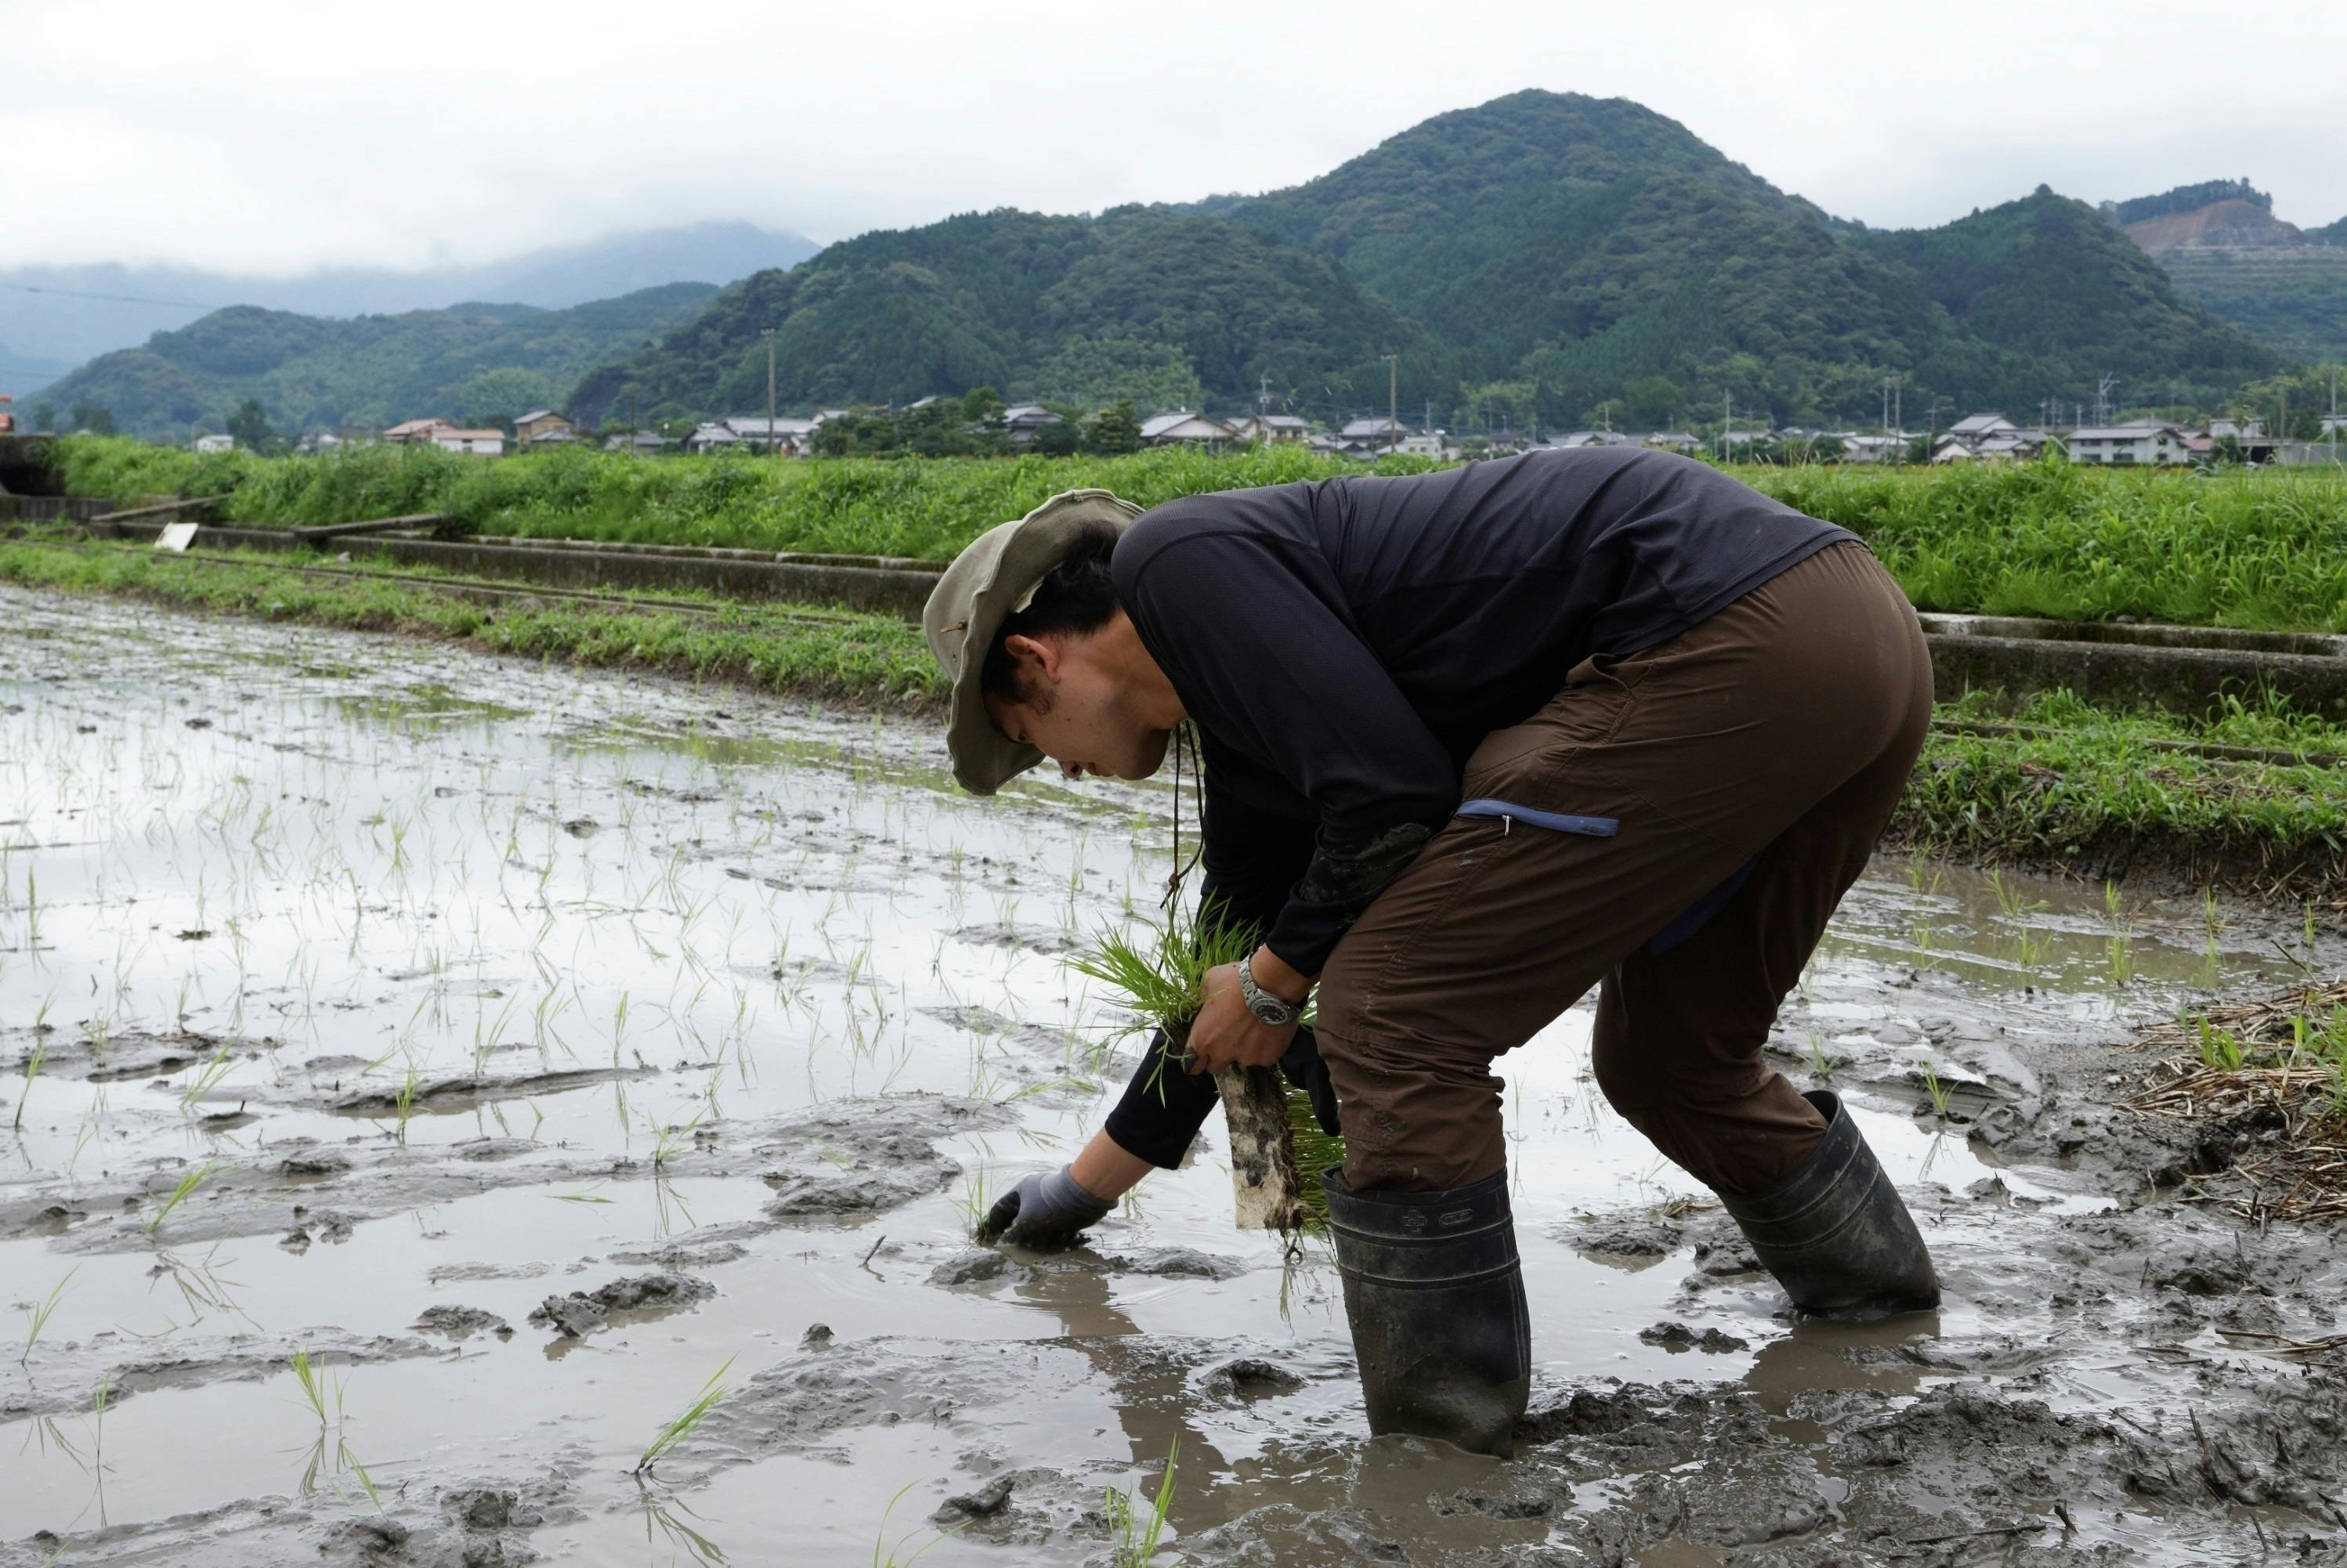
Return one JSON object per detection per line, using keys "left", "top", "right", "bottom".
{"left": 5, "top": 586, "right": 2346, "bottom": 1567}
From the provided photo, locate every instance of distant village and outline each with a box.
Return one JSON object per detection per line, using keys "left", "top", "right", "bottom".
{"left": 180, "top": 402, "right": 2347, "bottom": 468}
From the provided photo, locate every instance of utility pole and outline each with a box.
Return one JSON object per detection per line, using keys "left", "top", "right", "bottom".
{"left": 1893, "top": 379, "right": 1903, "bottom": 468}
{"left": 1381, "top": 354, "right": 1399, "bottom": 453}
{"left": 1722, "top": 391, "right": 1732, "bottom": 462}
{"left": 762, "top": 329, "right": 778, "bottom": 457}
{"left": 1258, "top": 371, "right": 1272, "bottom": 418}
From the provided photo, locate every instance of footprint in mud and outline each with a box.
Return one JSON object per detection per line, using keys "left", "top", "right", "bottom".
{"left": 529, "top": 1272, "right": 715, "bottom": 1339}
{"left": 414, "top": 1305, "right": 515, "bottom": 1341}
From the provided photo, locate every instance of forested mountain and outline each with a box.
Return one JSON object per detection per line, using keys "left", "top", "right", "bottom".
{"left": 2102, "top": 179, "right": 2347, "bottom": 364}
{"left": 570, "top": 206, "right": 1428, "bottom": 424}
{"left": 582, "top": 91, "right": 2276, "bottom": 430}
{"left": 1857, "top": 189, "right": 2280, "bottom": 406}
{"left": 37, "top": 284, "right": 717, "bottom": 436}
{"left": 0, "top": 222, "right": 814, "bottom": 370}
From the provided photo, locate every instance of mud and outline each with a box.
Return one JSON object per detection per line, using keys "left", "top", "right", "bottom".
{"left": 6, "top": 585, "right": 2347, "bottom": 1566}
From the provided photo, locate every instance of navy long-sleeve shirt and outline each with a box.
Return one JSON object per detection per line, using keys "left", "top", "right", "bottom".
{"left": 1098, "top": 446, "right": 1853, "bottom": 1166}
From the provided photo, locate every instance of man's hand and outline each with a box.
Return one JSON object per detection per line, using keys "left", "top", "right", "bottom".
{"left": 977, "top": 1166, "right": 1112, "bottom": 1248}
{"left": 1185, "top": 959, "right": 1301, "bottom": 1075}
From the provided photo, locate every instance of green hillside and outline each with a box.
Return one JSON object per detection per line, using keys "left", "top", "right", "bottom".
{"left": 1219, "top": 92, "right": 1944, "bottom": 388}
{"left": 2154, "top": 246, "right": 2347, "bottom": 364}
{"left": 580, "top": 91, "right": 2276, "bottom": 431}
{"left": 1216, "top": 92, "right": 2270, "bottom": 421}
{"left": 1859, "top": 189, "right": 2280, "bottom": 405}
{"left": 570, "top": 206, "right": 1430, "bottom": 425}
{"left": 39, "top": 284, "right": 718, "bottom": 437}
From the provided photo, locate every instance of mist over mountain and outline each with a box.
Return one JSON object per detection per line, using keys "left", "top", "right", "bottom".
{"left": 35, "top": 284, "right": 718, "bottom": 436}
{"left": 0, "top": 222, "right": 815, "bottom": 371}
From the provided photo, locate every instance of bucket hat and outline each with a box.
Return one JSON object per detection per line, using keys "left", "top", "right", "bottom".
{"left": 923, "top": 488, "right": 1142, "bottom": 794}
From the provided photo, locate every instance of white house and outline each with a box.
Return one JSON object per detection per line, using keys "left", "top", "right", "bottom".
{"left": 1140, "top": 411, "right": 1238, "bottom": 447}
{"left": 722, "top": 416, "right": 819, "bottom": 453}
{"left": 685, "top": 422, "right": 743, "bottom": 453}
{"left": 1337, "top": 416, "right": 1403, "bottom": 450}
{"left": 1000, "top": 404, "right": 1065, "bottom": 445}
{"left": 2067, "top": 425, "right": 2191, "bottom": 466}
{"left": 1947, "top": 414, "right": 2019, "bottom": 443}
{"left": 431, "top": 428, "right": 506, "bottom": 456}
{"left": 383, "top": 417, "right": 454, "bottom": 446}
{"left": 1398, "top": 431, "right": 1453, "bottom": 458}
{"left": 192, "top": 433, "right": 236, "bottom": 454}
{"left": 2208, "top": 417, "right": 2266, "bottom": 442}
{"left": 1230, "top": 414, "right": 1311, "bottom": 444}
{"left": 2320, "top": 413, "right": 2346, "bottom": 436}
{"left": 1544, "top": 431, "right": 1632, "bottom": 450}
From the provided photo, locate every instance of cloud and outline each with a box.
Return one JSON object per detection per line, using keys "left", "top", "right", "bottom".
{"left": 5, "top": 0, "right": 2342, "bottom": 273}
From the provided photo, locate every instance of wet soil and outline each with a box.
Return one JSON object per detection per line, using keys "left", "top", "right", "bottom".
{"left": 5, "top": 585, "right": 2347, "bottom": 1566}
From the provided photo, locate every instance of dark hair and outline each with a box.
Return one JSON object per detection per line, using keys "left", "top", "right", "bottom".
{"left": 978, "top": 520, "right": 1123, "bottom": 708}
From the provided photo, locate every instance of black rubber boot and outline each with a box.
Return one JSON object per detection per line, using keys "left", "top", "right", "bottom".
{"left": 1722, "top": 1089, "right": 1941, "bottom": 1316}
{"left": 1322, "top": 1168, "right": 1532, "bottom": 1458}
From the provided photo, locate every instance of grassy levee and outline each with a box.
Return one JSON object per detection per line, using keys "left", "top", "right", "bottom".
{"left": 56, "top": 436, "right": 2347, "bottom": 631}
{"left": 0, "top": 540, "right": 942, "bottom": 709}
{"left": 4, "top": 539, "right": 2344, "bottom": 905}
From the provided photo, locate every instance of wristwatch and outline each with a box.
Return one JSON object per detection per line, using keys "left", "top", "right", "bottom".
{"left": 1237, "top": 953, "right": 1303, "bottom": 1028}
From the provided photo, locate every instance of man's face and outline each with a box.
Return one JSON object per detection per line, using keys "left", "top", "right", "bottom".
{"left": 983, "top": 632, "right": 1171, "bottom": 782}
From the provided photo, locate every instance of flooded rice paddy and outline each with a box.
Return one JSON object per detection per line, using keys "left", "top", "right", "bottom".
{"left": 5, "top": 585, "right": 2347, "bottom": 1566}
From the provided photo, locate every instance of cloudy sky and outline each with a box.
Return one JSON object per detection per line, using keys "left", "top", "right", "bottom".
{"left": 8, "top": 0, "right": 2344, "bottom": 274}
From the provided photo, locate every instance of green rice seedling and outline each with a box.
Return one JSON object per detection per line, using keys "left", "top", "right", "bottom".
{"left": 145, "top": 1158, "right": 222, "bottom": 1235}
{"left": 90, "top": 1367, "right": 111, "bottom": 1472}
{"left": 1920, "top": 1064, "right": 1953, "bottom": 1118}
{"left": 870, "top": 1480, "right": 967, "bottom": 1566}
{"left": 2196, "top": 1020, "right": 2248, "bottom": 1071}
{"left": 1071, "top": 907, "right": 1307, "bottom": 1231}
{"left": 1104, "top": 1437, "right": 1180, "bottom": 1568}
{"left": 2106, "top": 931, "right": 2135, "bottom": 988}
{"left": 2203, "top": 887, "right": 2223, "bottom": 962}
{"left": 179, "top": 1039, "right": 237, "bottom": 1112}
{"left": 2308, "top": 901, "right": 2320, "bottom": 951}
{"left": 20, "top": 1267, "right": 75, "bottom": 1366}
{"left": 345, "top": 1448, "right": 385, "bottom": 1512}
{"left": 288, "top": 1349, "right": 346, "bottom": 1426}
{"left": 550, "top": 1186, "right": 614, "bottom": 1205}
{"left": 635, "top": 1356, "right": 736, "bottom": 1476}
{"left": 648, "top": 1109, "right": 703, "bottom": 1170}
{"left": 392, "top": 1068, "right": 422, "bottom": 1141}
{"left": 1806, "top": 1029, "right": 1832, "bottom": 1080}
{"left": 13, "top": 1035, "right": 48, "bottom": 1132}
{"left": 1986, "top": 868, "right": 2046, "bottom": 922}
{"left": 954, "top": 1165, "right": 993, "bottom": 1239}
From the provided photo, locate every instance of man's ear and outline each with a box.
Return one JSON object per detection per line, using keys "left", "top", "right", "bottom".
{"left": 1002, "top": 633, "right": 1059, "bottom": 686}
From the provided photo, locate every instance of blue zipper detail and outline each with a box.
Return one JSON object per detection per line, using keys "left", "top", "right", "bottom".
{"left": 1456, "top": 798, "right": 1619, "bottom": 837}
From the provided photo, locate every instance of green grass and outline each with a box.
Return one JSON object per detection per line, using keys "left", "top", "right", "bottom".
{"left": 1889, "top": 689, "right": 2347, "bottom": 896}
{"left": 54, "top": 436, "right": 1443, "bottom": 562}
{"left": 49, "top": 435, "right": 2347, "bottom": 630}
{"left": 0, "top": 540, "right": 946, "bottom": 710}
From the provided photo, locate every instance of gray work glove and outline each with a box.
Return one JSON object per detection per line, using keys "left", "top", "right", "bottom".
{"left": 978, "top": 1166, "right": 1112, "bottom": 1248}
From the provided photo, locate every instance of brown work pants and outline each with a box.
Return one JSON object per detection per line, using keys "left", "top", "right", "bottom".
{"left": 1313, "top": 542, "right": 1932, "bottom": 1198}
